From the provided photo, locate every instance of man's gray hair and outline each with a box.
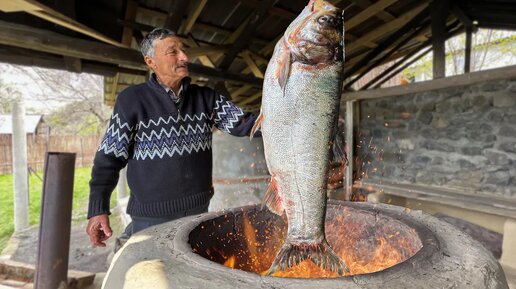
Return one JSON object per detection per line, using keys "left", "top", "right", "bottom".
{"left": 140, "top": 28, "right": 176, "bottom": 58}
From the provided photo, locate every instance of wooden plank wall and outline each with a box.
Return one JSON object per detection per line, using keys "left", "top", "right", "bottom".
{"left": 0, "top": 134, "right": 102, "bottom": 174}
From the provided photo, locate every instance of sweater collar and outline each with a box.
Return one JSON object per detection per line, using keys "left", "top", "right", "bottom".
{"left": 148, "top": 73, "right": 191, "bottom": 94}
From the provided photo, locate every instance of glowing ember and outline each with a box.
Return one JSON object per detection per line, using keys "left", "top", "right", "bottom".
{"left": 189, "top": 203, "right": 423, "bottom": 279}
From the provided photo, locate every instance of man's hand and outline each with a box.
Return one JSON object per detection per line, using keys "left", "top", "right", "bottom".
{"left": 86, "top": 214, "right": 113, "bottom": 247}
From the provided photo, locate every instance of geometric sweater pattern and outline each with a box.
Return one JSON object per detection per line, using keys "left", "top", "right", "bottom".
{"left": 88, "top": 75, "right": 257, "bottom": 219}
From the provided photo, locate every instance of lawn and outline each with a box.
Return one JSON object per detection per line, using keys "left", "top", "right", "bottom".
{"left": 0, "top": 166, "right": 110, "bottom": 252}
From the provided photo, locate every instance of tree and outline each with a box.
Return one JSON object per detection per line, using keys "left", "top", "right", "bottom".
{"left": 3, "top": 64, "right": 111, "bottom": 135}
{"left": 0, "top": 78, "right": 21, "bottom": 114}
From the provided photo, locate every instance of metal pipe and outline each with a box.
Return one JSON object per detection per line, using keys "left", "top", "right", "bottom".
{"left": 344, "top": 101, "right": 354, "bottom": 201}
{"left": 34, "top": 152, "right": 76, "bottom": 289}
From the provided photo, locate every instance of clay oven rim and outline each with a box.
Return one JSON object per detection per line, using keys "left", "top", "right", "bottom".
{"left": 172, "top": 200, "right": 439, "bottom": 280}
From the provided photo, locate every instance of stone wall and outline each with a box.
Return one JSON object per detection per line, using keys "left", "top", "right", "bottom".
{"left": 356, "top": 79, "right": 516, "bottom": 197}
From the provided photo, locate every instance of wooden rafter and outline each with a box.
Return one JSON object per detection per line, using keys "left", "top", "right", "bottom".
{"left": 218, "top": 0, "right": 276, "bottom": 71}
{"left": 346, "top": 4, "right": 428, "bottom": 55}
{"left": 179, "top": 0, "right": 208, "bottom": 35}
{"left": 353, "top": 0, "right": 396, "bottom": 22}
{"left": 241, "top": 51, "right": 264, "bottom": 78}
{"left": 186, "top": 36, "right": 215, "bottom": 68}
{"left": 344, "top": 6, "right": 430, "bottom": 81}
{"left": 0, "top": 0, "right": 125, "bottom": 47}
{"left": 0, "top": 20, "right": 263, "bottom": 86}
{"left": 345, "top": 18, "right": 431, "bottom": 88}
{"left": 164, "top": 0, "right": 189, "bottom": 32}
{"left": 345, "top": 0, "right": 399, "bottom": 31}
{"left": 239, "top": 91, "right": 262, "bottom": 106}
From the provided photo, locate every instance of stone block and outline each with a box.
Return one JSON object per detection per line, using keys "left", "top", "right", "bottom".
{"left": 505, "top": 113, "right": 516, "bottom": 124}
{"left": 457, "top": 159, "right": 477, "bottom": 170}
{"left": 486, "top": 110, "right": 505, "bottom": 122}
{"left": 493, "top": 92, "right": 516, "bottom": 108}
{"left": 499, "top": 125, "right": 516, "bottom": 137}
{"left": 484, "top": 149, "right": 511, "bottom": 166}
{"left": 417, "top": 111, "right": 433, "bottom": 125}
{"left": 422, "top": 140, "right": 455, "bottom": 152}
{"left": 499, "top": 142, "right": 516, "bottom": 154}
{"left": 482, "top": 170, "right": 511, "bottom": 186}
{"left": 480, "top": 81, "right": 507, "bottom": 92}
{"left": 460, "top": 146, "right": 483, "bottom": 156}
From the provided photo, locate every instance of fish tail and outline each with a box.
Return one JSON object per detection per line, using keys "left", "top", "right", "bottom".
{"left": 266, "top": 241, "right": 349, "bottom": 276}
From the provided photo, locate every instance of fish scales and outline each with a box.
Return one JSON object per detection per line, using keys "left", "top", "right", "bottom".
{"left": 253, "top": 0, "right": 348, "bottom": 276}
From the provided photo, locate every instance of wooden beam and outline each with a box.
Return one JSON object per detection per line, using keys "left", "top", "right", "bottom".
{"left": 239, "top": 0, "right": 296, "bottom": 19}
{"left": 464, "top": 25, "right": 472, "bottom": 73}
{"left": 345, "top": 19, "right": 431, "bottom": 88}
{"left": 340, "top": 60, "right": 516, "bottom": 102}
{"left": 121, "top": 0, "right": 138, "bottom": 46}
{"left": 179, "top": 0, "right": 208, "bottom": 35}
{"left": 164, "top": 1, "right": 189, "bottom": 33}
{"left": 431, "top": 0, "right": 449, "bottom": 79}
{"left": 218, "top": 0, "right": 276, "bottom": 70}
{"left": 450, "top": 3, "right": 473, "bottom": 29}
{"left": 230, "top": 85, "right": 254, "bottom": 99}
{"left": 346, "top": 4, "right": 428, "bottom": 54}
{"left": 372, "top": 47, "right": 432, "bottom": 89}
{"left": 63, "top": 56, "right": 82, "bottom": 73}
{"left": 239, "top": 91, "right": 262, "bottom": 106}
{"left": 353, "top": 0, "right": 395, "bottom": 22}
{"left": 187, "top": 45, "right": 231, "bottom": 58}
{"left": 186, "top": 36, "right": 215, "bottom": 68}
{"left": 0, "top": 45, "right": 145, "bottom": 76}
{"left": 241, "top": 50, "right": 264, "bottom": 78}
{"left": 1, "top": 0, "right": 125, "bottom": 48}
{"left": 362, "top": 43, "right": 431, "bottom": 89}
{"left": 0, "top": 20, "right": 263, "bottom": 86}
{"left": 344, "top": 6, "right": 429, "bottom": 81}
{"left": 345, "top": 0, "right": 398, "bottom": 31}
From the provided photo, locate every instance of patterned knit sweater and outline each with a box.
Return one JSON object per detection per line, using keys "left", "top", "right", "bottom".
{"left": 87, "top": 75, "right": 257, "bottom": 218}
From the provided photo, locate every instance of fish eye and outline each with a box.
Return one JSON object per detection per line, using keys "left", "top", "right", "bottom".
{"left": 317, "top": 15, "right": 337, "bottom": 27}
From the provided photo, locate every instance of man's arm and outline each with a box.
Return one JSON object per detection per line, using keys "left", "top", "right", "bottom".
{"left": 212, "top": 93, "right": 260, "bottom": 137}
{"left": 86, "top": 101, "right": 135, "bottom": 246}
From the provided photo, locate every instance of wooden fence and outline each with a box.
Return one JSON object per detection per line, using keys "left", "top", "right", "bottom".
{"left": 0, "top": 134, "right": 103, "bottom": 174}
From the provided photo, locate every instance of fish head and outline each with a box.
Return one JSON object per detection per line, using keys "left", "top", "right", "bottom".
{"left": 284, "top": 0, "right": 344, "bottom": 64}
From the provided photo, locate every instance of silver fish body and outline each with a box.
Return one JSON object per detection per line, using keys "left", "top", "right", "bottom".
{"left": 254, "top": 0, "right": 347, "bottom": 275}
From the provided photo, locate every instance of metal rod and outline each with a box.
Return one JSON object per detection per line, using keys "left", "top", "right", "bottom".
{"left": 344, "top": 101, "right": 354, "bottom": 201}
{"left": 34, "top": 152, "right": 76, "bottom": 289}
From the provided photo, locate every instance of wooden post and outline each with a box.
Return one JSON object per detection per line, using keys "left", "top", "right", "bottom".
{"left": 11, "top": 96, "right": 29, "bottom": 231}
{"left": 344, "top": 101, "right": 354, "bottom": 201}
{"left": 464, "top": 25, "right": 472, "bottom": 73}
{"left": 431, "top": 0, "right": 449, "bottom": 79}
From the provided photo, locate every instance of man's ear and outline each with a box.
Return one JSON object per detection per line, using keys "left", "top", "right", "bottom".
{"left": 144, "top": 55, "right": 154, "bottom": 68}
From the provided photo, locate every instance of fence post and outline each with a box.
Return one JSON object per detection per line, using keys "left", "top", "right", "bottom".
{"left": 11, "top": 96, "right": 29, "bottom": 231}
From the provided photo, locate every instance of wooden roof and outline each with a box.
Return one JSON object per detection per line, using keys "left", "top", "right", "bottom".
{"left": 1, "top": 0, "right": 515, "bottom": 110}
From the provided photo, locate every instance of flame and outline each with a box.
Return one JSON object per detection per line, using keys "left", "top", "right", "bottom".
{"left": 213, "top": 206, "right": 422, "bottom": 279}
{"left": 224, "top": 256, "right": 236, "bottom": 268}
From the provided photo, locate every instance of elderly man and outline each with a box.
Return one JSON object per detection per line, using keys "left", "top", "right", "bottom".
{"left": 86, "top": 28, "right": 258, "bottom": 247}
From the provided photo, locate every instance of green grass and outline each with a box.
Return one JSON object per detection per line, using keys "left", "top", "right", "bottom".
{"left": 0, "top": 166, "right": 116, "bottom": 252}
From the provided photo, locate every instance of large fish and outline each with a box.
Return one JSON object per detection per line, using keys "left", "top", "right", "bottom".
{"left": 251, "top": 0, "right": 348, "bottom": 276}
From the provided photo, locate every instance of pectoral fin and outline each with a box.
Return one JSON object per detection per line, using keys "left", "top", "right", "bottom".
{"left": 250, "top": 111, "right": 263, "bottom": 140}
{"left": 262, "top": 176, "right": 284, "bottom": 215}
{"left": 276, "top": 46, "right": 292, "bottom": 92}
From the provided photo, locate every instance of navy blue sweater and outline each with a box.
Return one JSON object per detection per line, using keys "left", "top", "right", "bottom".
{"left": 88, "top": 75, "right": 257, "bottom": 218}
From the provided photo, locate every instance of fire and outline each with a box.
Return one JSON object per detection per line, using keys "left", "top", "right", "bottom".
{"left": 224, "top": 256, "right": 236, "bottom": 268}
{"left": 203, "top": 206, "right": 423, "bottom": 279}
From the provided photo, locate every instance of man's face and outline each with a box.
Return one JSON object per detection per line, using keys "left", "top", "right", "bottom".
{"left": 144, "top": 36, "right": 189, "bottom": 84}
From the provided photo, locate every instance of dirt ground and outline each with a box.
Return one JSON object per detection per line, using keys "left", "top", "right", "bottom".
{"left": 5, "top": 213, "right": 125, "bottom": 274}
